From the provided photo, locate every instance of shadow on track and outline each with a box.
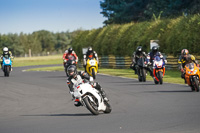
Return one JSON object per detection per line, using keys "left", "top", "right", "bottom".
{"left": 43, "top": 76, "right": 67, "bottom": 79}
{"left": 143, "top": 90, "right": 192, "bottom": 93}
{"left": 21, "top": 113, "right": 92, "bottom": 117}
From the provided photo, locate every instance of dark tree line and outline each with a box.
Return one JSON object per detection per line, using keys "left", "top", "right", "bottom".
{"left": 0, "top": 30, "right": 80, "bottom": 56}
{"left": 100, "top": 0, "right": 200, "bottom": 25}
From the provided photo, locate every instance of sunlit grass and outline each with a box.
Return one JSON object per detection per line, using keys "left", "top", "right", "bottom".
{"left": 26, "top": 66, "right": 184, "bottom": 84}
{"left": 13, "top": 55, "right": 63, "bottom": 67}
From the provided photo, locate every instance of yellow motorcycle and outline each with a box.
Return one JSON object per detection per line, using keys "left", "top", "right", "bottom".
{"left": 86, "top": 58, "right": 98, "bottom": 79}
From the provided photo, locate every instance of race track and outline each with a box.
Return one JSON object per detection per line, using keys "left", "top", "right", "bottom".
{"left": 0, "top": 66, "right": 200, "bottom": 133}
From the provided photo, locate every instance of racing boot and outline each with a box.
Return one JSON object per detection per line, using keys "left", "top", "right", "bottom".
{"left": 101, "top": 89, "right": 109, "bottom": 102}
{"left": 94, "top": 82, "right": 109, "bottom": 102}
{"left": 74, "top": 98, "right": 82, "bottom": 107}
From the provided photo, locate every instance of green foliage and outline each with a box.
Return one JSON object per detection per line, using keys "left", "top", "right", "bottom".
{"left": 70, "top": 14, "right": 200, "bottom": 57}
{"left": 0, "top": 30, "right": 78, "bottom": 56}
{"left": 100, "top": 0, "right": 200, "bottom": 25}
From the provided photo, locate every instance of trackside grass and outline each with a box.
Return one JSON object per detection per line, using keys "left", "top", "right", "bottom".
{"left": 26, "top": 66, "right": 184, "bottom": 84}
{"left": 13, "top": 55, "right": 184, "bottom": 84}
{"left": 12, "top": 55, "right": 63, "bottom": 67}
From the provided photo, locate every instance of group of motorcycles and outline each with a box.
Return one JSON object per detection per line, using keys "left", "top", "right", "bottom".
{"left": 64, "top": 56, "right": 98, "bottom": 79}
{"left": 1, "top": 56, "right": 12, "bottom": 77}
{"left": 64, "top": 56, "right": 110, "bottom": 115}
{"left": 135, "top": 55, "right": 165, "bottom": 85}
{"left": 134, "top": 55, "right": 200, "bottom": 92}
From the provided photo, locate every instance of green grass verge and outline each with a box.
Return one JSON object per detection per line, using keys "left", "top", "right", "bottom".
{"left": 12, "top": 55, "right": 63, "bottom": 67}
{"left": 26, "top": 66, "right": 184, "bottom": 84}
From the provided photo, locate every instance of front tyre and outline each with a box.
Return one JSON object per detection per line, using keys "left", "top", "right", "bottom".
{"left": 83, "top": 96, "right": 99, "bottom": 115}
{"left": 193, "top": 77, "right": 199, "bottom": 92}
{"left": 92, "top": 68, "right": 96, "bottom": 79}
{"left": 138, "top": 68, "right": 142, "bottom": 82}
{"left": 142, "top": 68, "right": 146, "bottom": 82}
{"left": 158, "top": 71, "right": 163, "bottom": 84}
{"left": 4, "top": 66, "right": 10, "bottom": 77}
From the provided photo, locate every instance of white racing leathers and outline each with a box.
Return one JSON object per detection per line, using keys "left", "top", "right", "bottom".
{"left": 71, "top": 75, "right": 111, "bottom": 115}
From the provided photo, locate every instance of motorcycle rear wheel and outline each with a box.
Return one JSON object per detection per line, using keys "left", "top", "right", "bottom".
{"left": 103, "top": 101, "right": 112, "bottom": 114}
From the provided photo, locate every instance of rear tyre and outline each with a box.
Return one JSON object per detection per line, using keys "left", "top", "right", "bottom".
{"left": 83, "top": 96, "right": 99, "bottom": 115}
{"left": 103, "top": 101, "right": 112, "bottom": 114}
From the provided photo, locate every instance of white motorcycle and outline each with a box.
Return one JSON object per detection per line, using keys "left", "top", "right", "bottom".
{"left": 72, "top": 75, "right": 111, "bottom": 115}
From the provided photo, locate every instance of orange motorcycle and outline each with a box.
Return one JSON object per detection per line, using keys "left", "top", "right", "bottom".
{"left": 184, "top": 62, "right": 200, "bottom": 92}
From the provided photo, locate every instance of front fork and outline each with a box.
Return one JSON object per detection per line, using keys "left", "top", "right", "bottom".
{"left": 153, "top": 67, "right": 165, "bottom": 81}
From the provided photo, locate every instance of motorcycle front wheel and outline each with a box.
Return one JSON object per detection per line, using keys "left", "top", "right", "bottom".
{"left": 4, "top": 66, "right": 10, "bottom": 77}
{"left": 83, "top": 96, "right": 99, "bottom": 115}
{"left": 142, "top": 68, "right": 146, "bottom": 82}
{"left": 192, "top": 77, "right": 199, "bottom": 92}
{"left": 158, "top": 71, "right": 163, "bottom": 84}
{"left": 92, "top": 68, "right": 96, "bottom": 79}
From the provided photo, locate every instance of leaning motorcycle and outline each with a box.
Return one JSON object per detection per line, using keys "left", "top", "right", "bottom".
{"left": 153, "top": 56, "right": 165, "bottom": 84}
{"left": 2, "top": 57, "right": 12, "bottom": 77}
{"left": 184, "top": 62, "right": 200, "bottom": 92}
{"left": 136, "top": 56, "right": 147, "bottom": 82}
{"left": 72, "top": 76, "right": 111, "bottom": 115}
{"left": 86, "top": 58, "right": 98, "bottom": 79}
{"left": 64, "top": 56, "right": 76, "bottom": 76}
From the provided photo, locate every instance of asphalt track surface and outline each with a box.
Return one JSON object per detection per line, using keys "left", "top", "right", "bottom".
{"left": 0, "top": 66, "right": 200, "bottom": 133}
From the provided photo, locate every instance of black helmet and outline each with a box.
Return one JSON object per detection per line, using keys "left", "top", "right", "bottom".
{"left": 152, "top": 46, "right": 158, "bottom": 54}
{"left": 136, "top": 46, "right": 142, "bottom": 53}
{"left": 68, "top": 47, "right": 73, "bottom": 54}
{"left": 67, "top": 65, "right": 77, "bottom": 78}
{"left": 88, "top": 46, "right": 93, "bottom": 53}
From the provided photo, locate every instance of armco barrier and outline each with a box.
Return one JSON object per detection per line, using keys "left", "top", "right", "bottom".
{"left": 78, "top": 55, "right": 200, "bottom": 70}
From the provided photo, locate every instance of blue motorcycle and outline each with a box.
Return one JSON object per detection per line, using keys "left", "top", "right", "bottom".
{"left": 2, "top": 57, "right": 12, "bottom": 77}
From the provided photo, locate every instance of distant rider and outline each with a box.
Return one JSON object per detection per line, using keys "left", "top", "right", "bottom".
{"left": 178, "top": 49, "right": 199, "bottom": 81}
{"left": 83, "top": 46, "right": 99, "bottom": 72}
{"left": 1, "top": 47, "right": 13, "bottom": 70}
{"left": 66, "top": 65, "right": 108, "bottom": 107}
{"left": 130, "top": 46, "right": 148, "bottom": 74}
{"left": 63, "top": 47, "right": 78, "bottom": 67}
{"left": 147, "top": 46, "right": 167, "bottom": 76}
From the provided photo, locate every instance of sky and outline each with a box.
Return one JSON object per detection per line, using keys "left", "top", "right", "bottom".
{"left": 0, "top": 0, "right": 106, "bottom": 34}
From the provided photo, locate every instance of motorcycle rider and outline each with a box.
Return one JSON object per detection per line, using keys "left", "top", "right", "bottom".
{"left": 1, "top": 47, "right": 13, "bottom": 70}
{"left": 83, "top": 46, "right": 99, "bottom": 72}
{"left": 147, "top": 46, "right": 167, "bottom": 76}
{"left": 63, "top": 47, "right": 78, "bottom": 67}
{"left": 178, "top": 49, "right": 199, "bottom": 82}
{"left": 66, "top": 65, "right": 108, "bottom": 107}
{"left": 130, "top": 46, "right": 148, "bottom": 74}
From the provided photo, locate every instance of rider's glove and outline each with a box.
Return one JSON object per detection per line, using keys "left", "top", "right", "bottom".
{"left": 89, "top": 76, "right": 94, "bottom": 82}
{"left": 64, "top": 59, "right": 67, "bottom": 63}
{"left": 181, "top": 68, "right": 184, "bottom": 73}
